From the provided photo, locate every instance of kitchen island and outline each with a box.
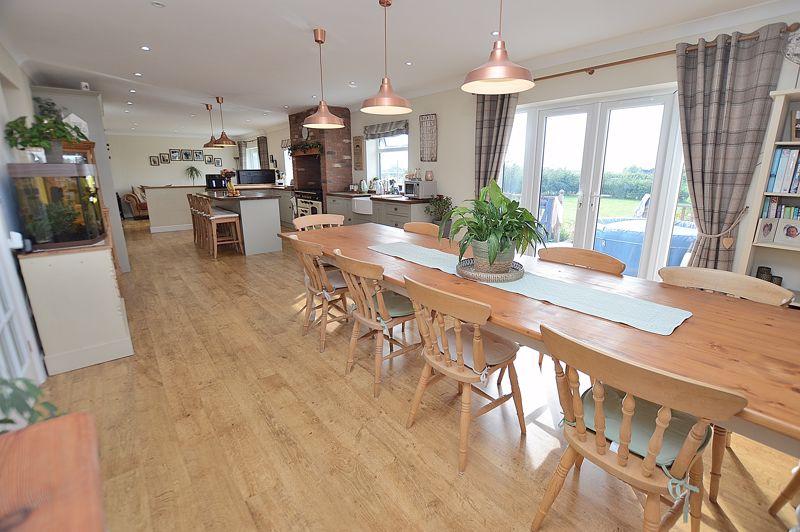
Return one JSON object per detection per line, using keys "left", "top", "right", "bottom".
{"left": 198, "top": 190, "right": 282, "bottom": 255}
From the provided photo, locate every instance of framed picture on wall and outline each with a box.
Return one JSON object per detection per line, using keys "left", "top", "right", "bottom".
{"left": 214, "top": 158, "right": 222, "bottom": 167}
{"left": 169, "top": 149, "right": 180, "bottom": 161}
{"left": 193, "top": 150, "right": 203, "bottom": 161}
{"left": 159, "top": 153, "right": 170, "bottom": 164}
{"left": 149, "top": 155, "right": 159, "bottom": 166}
{"left": 204, "top": 155, "right": 213, "bottom": 164}
{"left": 181, "top": 149, "right": 192, "bottom": 161}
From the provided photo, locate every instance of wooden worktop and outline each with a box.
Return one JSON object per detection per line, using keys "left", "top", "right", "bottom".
{"left": 326, "top": 192, "right": 431, "bottom": 204}
{"left": 198, "top": 190, "right": 281, "bottom": 201}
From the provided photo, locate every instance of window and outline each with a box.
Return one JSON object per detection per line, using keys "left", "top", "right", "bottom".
{"left": 283, "top": 148, "right": 294, "bottom": 185}
{"left": 502, "top": 90, "right": 688, "bottom": 278}
{"left": 499, "top": 113, "right": 527, "bottom": 202}
{"left": 373, "top": 134, "right": 408, "bottom": 182}
{"left": 245, "top": 146, "right": 260, "bottom": 170}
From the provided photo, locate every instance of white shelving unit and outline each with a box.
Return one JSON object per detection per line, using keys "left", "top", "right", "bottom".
{"left": 736, "top": 89, "right": 800, "bottom": 302}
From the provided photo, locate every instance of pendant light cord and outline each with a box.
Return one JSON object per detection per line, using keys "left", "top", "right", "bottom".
{"left": 208, "top": 106, "right": 214, "bottom": 134}
{"left": 219, "top": 100, "right": 225, "bottom": 131}
{"left": 498, "top": 0, "right": 503, "bottom": 38}
{"left": 384, "top": 4, "right": 388, "bottom": 77}
{"left": 318, "top": 42, "right": 325, "bottom": 101}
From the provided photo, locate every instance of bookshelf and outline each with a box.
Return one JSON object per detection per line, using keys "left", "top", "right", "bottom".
{"left": 735, "top": 88, "right": 800, "bottom": 303}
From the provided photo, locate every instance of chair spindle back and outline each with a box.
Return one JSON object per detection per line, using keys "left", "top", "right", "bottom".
{"left": 333, "top": 249, "right": 389, "bottom": 329}
{"left": 538, "top": 247, "right": 625, "bottom": 276}
{"left": 542, "top": 325, "right": 746, "bottom": 480}
{"left": 287, "top": 235, "right": 334, "bottom": 294}
{"left": 293, "top": 214, "right": 345, "bottom": 232}
{"left": 659, "top": 266, "right": 794, "bottom": 307}
{"left": 404, "top": 276, "right": 492, "bottom": 373}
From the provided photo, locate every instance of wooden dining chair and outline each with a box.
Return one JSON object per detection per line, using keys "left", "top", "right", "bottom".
{"left": 769, "top": 465, "right": 800, "bottom": 516}
{"left": 288, "top": 235, "right": 350, "bottom": 352}
{"left": 497, "top": 246, "right": 627, "bottom": 385}
{"left": 532, "top": 325, "right": 747, "bottom": 531}
{"left": 293, "top": 213, "right": 345, "bottom": 231}
{"left": 187, "top": 194, "right": 200, "bottom": 246}
{"left": 538, "top": 247, "right": 626, "bottom": 276}
{"left": 333, "top": 249, "right": 421, "bottom": 397}
{"left": 403, "top": 222, "right": 440, "bottom": 238}
{"left": 659, "top": 265, "right": 793, "bottom": 503}
{"left": 196, "top": 196, "right": 243, "bottom": 259}
{"left": 404, "top": 276, "right": 526, "bottom": 473}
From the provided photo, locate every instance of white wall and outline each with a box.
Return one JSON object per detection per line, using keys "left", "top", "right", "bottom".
{"left": 107, "top": 134, "right": 237, "bottom": 193}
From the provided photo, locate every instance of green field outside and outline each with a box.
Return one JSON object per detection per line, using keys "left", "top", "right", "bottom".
{"left": 551, "top": 195, "right": 640, "bottom": 242}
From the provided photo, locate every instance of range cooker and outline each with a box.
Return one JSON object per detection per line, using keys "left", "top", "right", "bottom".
{"left": 293, "top": 189, "right": 323, "bottom": 217}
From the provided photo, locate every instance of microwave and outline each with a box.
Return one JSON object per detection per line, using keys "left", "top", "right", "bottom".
{"left": 404, "top": 180, "right": 436, "bottom": 199}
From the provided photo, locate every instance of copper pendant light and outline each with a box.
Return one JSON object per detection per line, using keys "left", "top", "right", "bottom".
{"left": 361, "top": 0, "right": 411, "bottom": 115}
{"left": 461, "top": 0, "right": 534, "bottom": 95}
{"left": 303, "top": 28, "right": 345, "bottom": 129}
{"left": 213, "top": 96, "right": 237, "bottom": 146}
{"left": 203, "top": 103, "right": 222, "bottom": 149}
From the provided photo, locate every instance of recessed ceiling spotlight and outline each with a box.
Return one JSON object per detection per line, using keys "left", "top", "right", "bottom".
{"left": 151, "top": 1, "right": 166, "bottom": 7}
{"left": 283, "top": 105, "right": 289, "bottom": 109}
{"left": 140, "top": 45, "right": 151, "bottom": 52}
{"left": 126, "top": 101, "right": 133, "bottom": 105}
{"left": 129, "top": 89, "right": 136, "bottom": 93}
{"left": 190, "top": 113, "right": 196, "bottom": 117}
{"left": 348, "top": 81, "right": 357, "bottom": 87}
{"left": 404, "top": 61, "right": 413, "bottom": 66}
{"left": 312, "top": 94, "right": 317, "bottom": 99}
{"left": 124, "top": 110, "right": 130, "bottom": 113}
{"left": 263, "top": 112, "right": 269, "bottom": 116}
{"left": 131, "top": 127, "right": 136, "bottom": 130}
{"left": 245, "top": 119, "right": 251, "bottom": 123}
{"left": 133, "top": 122, "right": 138, "bottom": 125}
{"left": 491, "top": 31, "right": 499, "bottom": 37}
{"left": 133, "top": 72, "right": 143, "bottom": 77}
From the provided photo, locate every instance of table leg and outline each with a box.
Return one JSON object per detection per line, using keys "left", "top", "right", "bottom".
{"left": 709, "top": 425, "right": 727, "bottom": 503}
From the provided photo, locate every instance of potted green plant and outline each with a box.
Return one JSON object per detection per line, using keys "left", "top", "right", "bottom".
{"left": 4, "top": 97, "right": 87, "bottom": 163}
{"left": 287, "top": 140, "right": 322, "bottom": 157}
{"left": 1, "top": 378, "right": 59, "bottom": 433}
{"left": 425, "top": 194, "right": 453, "bottom": 223}
{"left": 185, "top": 165, "right": 202, "bottom": 185}
{"left": 441, "top": 180, "right": 547, "bottom": 274}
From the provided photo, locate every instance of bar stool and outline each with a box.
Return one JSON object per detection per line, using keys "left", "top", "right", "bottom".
{"left": 196, "top": 196, "right": 244, "bottom": 258}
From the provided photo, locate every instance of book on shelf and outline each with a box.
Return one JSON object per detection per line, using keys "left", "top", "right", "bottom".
{"left": 767, "top": 147, "right": 800, "bottom": 193}
{"left": 761, "top": 196, "right": 800, "bottom": 220}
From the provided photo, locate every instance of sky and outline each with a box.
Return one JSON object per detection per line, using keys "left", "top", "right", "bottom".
{"left": 504, "top": 104, "right": 664, "bottom": 173}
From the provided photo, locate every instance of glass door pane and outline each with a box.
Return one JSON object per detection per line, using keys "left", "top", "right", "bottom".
{"left": 670, "top": 167, "right": 697, "bottom": 266}
{"left": 500, "top": 112, "right": 527, "bottom": 202}
{"left": 592, "top": 104, "right": 664, "bottom": 275}
{"left": 539, "top": 113, "right": 587, "bottom": 245}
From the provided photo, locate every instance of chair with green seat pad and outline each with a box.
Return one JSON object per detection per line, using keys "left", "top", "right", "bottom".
{"left": 334, "top": 249, "right": 422, "bottom": 398}
{"left": 531, "top": 325, "right": 746, "bottom": 532}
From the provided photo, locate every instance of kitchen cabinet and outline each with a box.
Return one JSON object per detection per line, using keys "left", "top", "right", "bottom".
{"left": 325, "top": 196, "right": 432, "bottom": 228}
{"left": 275, "top": 190, "right": 295, "bottom": 224}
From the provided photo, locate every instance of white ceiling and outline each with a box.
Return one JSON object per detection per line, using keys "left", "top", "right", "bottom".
{"left": 0, "top": 0, "right": 795, "bottom": 138}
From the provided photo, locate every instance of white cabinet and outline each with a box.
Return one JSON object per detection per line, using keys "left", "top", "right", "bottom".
{"left": 18, "top": 246, "right": 133, "bottom": 375}
{"left": 276, "top": 191, "right": 294, "bottom": 224}
{"left": 325, "top": 196, "right": 354, "bottom": 224}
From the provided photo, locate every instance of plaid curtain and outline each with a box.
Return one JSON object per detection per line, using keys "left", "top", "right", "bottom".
{"left": 237, "top": 141, "right": 247, "bottom": 169}
{"left": 676, "top": 23, "right": 786, "bottom": 270}
{"left": 474, "top": 94, "right": 518, "bottom": 198}
{"left": 257, "top": 136, "right": 269, "bottom": 169}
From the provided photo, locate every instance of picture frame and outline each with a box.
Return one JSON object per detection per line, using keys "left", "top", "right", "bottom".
{"left": 352, "top": 135, "right": 364, "bottom": 171}
{"left": 193, "top": 150, "right": 204, "bottom": 161}
{"left": 181, "top": 149, "right": 193, "bottom": 161}
{"left": 755, "top": 218, "right": 778, "bottom": 243}
{"left": 159, "top": 153, "right": 170, "bottom": 164}
{"left": 204, "top": 154, "right": 213, "bottom": 164}
{"left": 169, "top": 149, "right": 180, "bottom": 161}
{"left": 214, "top": 158, "right": 222, "bottom": 167}
{"left": 149, "top": 155, "right": 159, "bottom": 166}
{"left": 773, "top": 219, "right": 800, "bottom": 247}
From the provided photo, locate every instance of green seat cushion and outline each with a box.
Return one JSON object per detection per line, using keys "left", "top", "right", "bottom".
{"left": 374, "top": 291, "right": 414, "bottom": 318}
{"left": 580, "top": 386, "right": 711, "bottom": 468}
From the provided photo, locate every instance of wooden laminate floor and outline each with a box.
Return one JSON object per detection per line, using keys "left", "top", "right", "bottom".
{"left": 43, "top": 220, "right": 798, "bottom": 531}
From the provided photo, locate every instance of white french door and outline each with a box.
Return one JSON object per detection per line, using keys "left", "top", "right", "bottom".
{"left": 513, "top": 90, "right": 683, "bottom": 278}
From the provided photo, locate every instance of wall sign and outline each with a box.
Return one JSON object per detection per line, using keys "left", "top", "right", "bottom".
{"left": 419, "top": 113, "right": 438, "bottom": 162}
{"left": 352, "top": 135, "right": 365, "bottom": 171}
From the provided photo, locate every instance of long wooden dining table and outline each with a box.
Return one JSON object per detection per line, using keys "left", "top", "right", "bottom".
{"left": 283, "top": 223, "right": 800, "bottom": 459}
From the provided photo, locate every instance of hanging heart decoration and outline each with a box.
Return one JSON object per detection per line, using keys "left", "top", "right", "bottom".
{"left": 721, "top": 236, "right": 734, "bottom": 249}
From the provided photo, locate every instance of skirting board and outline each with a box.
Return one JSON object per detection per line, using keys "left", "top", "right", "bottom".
{"left": 150, "top": 224, "right": 193, "bottom": 233}
{"left": 44, "top": 337, "right": 134, "bottom": 375}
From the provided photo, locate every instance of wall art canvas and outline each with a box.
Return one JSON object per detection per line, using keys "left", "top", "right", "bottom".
{"left": 181, "top": 149, "right": 193, "bottom": 161}
{"left": 352, "top": 135, "right": 364, "bottom": 171}
{"left": 204, "top": 155, "right": 213, "bottom": 164}
{"left": 419, "top": 113, "right": 438, "bottom": 162}
{"left": 169, "top": 149, "right": 180, "bottom": 161}
{"left": 159, "top": 153, "right": 170, "bottom": 164}
{"left": 193, "top": 150, "right": 204, "bottom": 161}
{"left": 149, "top": 155, "right": 159, "bottom": 166}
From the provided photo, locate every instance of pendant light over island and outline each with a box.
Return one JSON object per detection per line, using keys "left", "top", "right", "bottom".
{"left": 202, "top": 103, "right": 222, "bottom": 149}
{"left": 303, "top": 28, "right": 345, "bottom": 129}
{"left": 361, "top": 0, "right": 411, "bottom": 115}
{"left": 461, "top": 0, "right": 534, "bottom": 95}
{"left": 213, "top": 96, "right": 237, "bottom": 147}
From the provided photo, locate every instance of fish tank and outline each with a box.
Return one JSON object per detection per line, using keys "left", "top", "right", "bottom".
{"left": 9, "top": 163, "right": 105, "bottom": 249}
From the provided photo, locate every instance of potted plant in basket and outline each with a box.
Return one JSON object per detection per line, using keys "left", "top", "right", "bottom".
{"left": 4, "top": 97, "right": 87, "bottom": 163}
{"left": 440, "top": 180, "right": 547, "bottom": 275}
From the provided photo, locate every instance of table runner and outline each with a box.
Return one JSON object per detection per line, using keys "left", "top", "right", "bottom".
{"left": 368, "top": 242, "right": 692, "bottom": 335}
